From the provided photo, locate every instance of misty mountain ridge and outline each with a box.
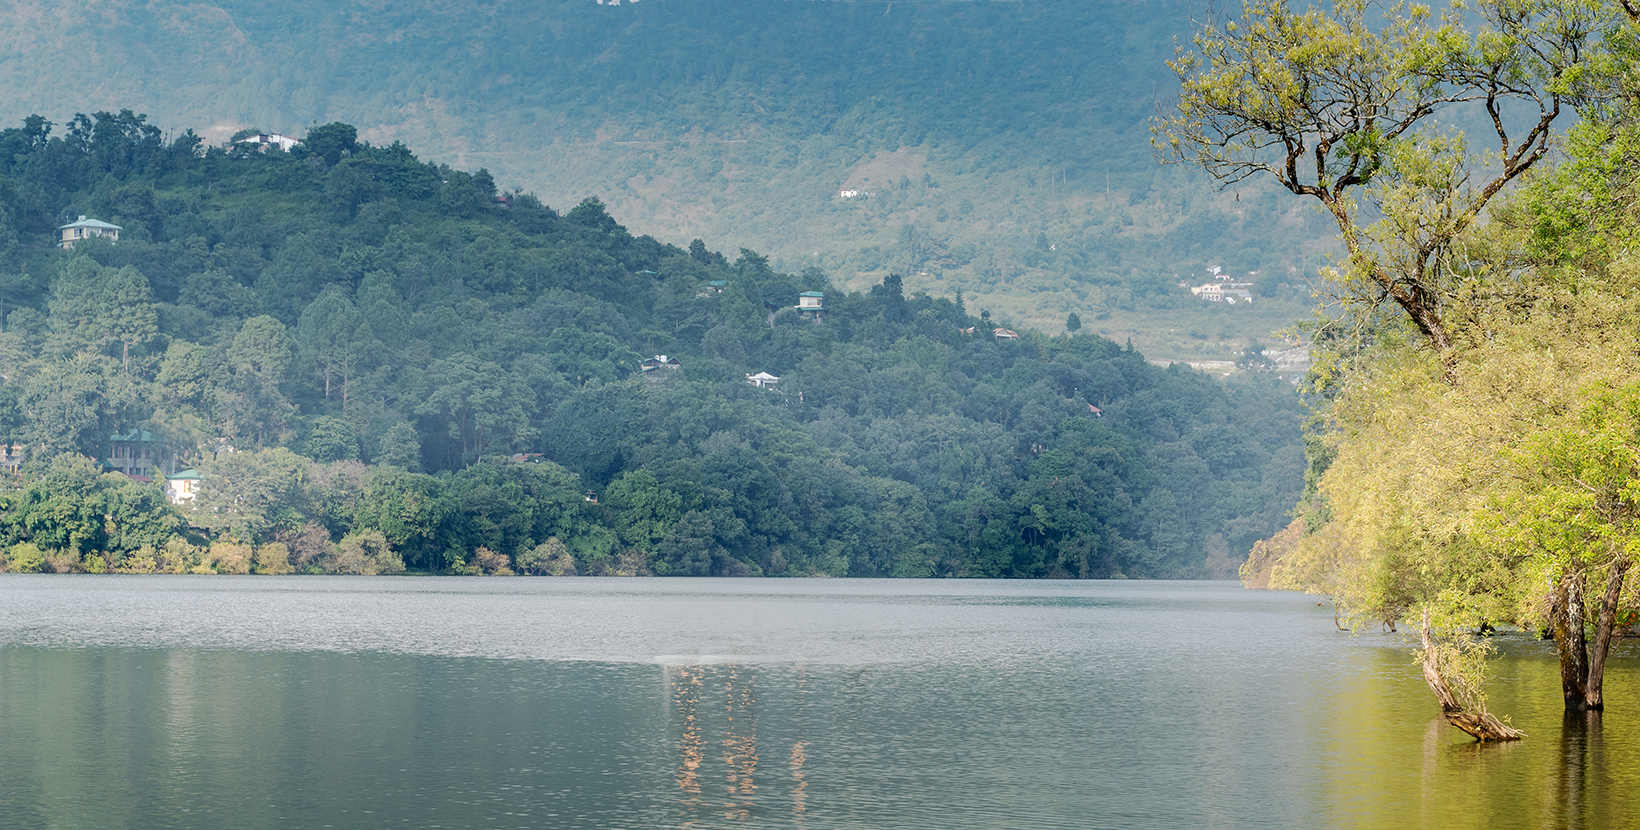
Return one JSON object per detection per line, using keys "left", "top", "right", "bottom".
{"left": 0, "top": 0, "right": 1330, "bottom": 360}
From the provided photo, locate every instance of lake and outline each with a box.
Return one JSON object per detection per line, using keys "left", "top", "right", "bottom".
{"left": 0, "top": 576, "right": 1635, "bottom": 829}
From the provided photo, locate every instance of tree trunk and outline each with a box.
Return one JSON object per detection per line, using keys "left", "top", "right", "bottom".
{"left": 1553, "top": 571, "right": 1592, "bottom": 711}
{"left": 1585, "top": 560, "right": 1630, "bottom": 711}
{"left": 1420, "top": 612, "right": 1524, "bottom": 741}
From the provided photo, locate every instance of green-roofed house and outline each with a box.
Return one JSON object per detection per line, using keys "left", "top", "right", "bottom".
{"left": 108, "top": 429, "right": 174, "bottom": 477}
{"left": 165, "top": 469, "right": 202, "bottom": 505}
{"left": 58, "top": 215, "right": 121, "bottom": 249}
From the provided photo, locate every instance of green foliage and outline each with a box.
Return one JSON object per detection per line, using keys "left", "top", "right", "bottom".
{"left": 191, "top": 448, "right": 309, "bottom": 543}
{"left": 6, "top": 542, "right": 44, "bottom": 573}
{"left": 0, "top": 109, "right": 1304, "bottom": 578}
{"left": 1158, "top": 0, "right": 1614, "bottom": 352}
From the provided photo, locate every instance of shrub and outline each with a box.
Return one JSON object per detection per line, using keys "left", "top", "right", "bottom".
{"left": 208, "top": 542, "right": 253, "bottom": 574}
{"left": 7, "top": 542, "right": 44, "bottom": 573}
{"left": 254, "top": 543, "right": 294, "bottom": 575}
{"left": 120, "top": 545, "right": 158, "bottom": 573}
{"left": 517, "top": 538, "right": 576, "bottom": 576}
{"left": 329, "top": 530, "right": 404, "bottom": 575}
{"left": 44, "top": 550, "right": 81, "bottom": 573}
{"left": 470, "top": 546, "right": 514, "bottom": 576}
{"left": 159, "top": 538, "right": 202, "bottom": 573}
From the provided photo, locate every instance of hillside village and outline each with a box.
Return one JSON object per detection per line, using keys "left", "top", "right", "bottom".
{"left": 1185, "top": 267, "right": 1256, "bottom": 306}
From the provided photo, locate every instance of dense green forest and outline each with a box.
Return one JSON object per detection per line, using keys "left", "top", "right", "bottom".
{"left": 0, "top": 0, "right": 1334, "bottom": 356}
{"left": 0, "top": 112, "right": 1302, "bottom": 576}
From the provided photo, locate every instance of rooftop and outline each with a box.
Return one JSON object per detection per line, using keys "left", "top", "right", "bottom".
{"left": 58, "top": 215, "right": 122, "bottom": 231}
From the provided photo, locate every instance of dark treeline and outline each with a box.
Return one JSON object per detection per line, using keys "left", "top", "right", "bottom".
{"left": 0, "top": 112, "right": 1302, "bottom": 577}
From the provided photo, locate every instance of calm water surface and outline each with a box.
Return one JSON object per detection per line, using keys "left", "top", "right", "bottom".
{"left": 0, "top": 576, "right": 1635, "bottom": 829}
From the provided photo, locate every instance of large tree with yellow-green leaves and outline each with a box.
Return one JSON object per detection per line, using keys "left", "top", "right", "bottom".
{"left": 1155, "top": 0, "right": 1614, "bottom": 352}
{"left": 1161, "top": 0, "right": 1640, "bottom": 738}
{"left": 1275, "top": 292, "right": 1640, "bottom": 732}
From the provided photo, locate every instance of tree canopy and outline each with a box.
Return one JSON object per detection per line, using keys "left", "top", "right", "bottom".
{"left": 0, "top": 112, "right": 1305, "bottom": 580}
{"left": 1186, "top": 0, "right": 1640, "bottom": 733}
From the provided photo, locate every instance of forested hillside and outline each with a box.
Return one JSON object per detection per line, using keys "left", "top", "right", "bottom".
{"left": 0, "top": 0, "right": 1333, "bottom": 357}
{"left": 0, "top": 113, "right": 1302, "bottom": 577}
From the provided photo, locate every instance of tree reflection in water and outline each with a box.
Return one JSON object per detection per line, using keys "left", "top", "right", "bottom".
{"left": 669, "top": 662, "right": 811, "bottom": 827}
{"left": 665, "top": 662, "right": 818, "bottom": 828}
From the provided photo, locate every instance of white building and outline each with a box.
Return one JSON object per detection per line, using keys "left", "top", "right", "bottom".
{"left": 238, "top": 133, "right": 301, "bottom": 152}
{"left": 165, "top": 469, "right": 202, "bottom": 505}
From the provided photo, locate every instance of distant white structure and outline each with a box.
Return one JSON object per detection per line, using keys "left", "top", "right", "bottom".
{"left": 165, "top": 469, "right": 201, "bottom": 505}
{"left": 640, "top": 354, "right": 682, "bottom": 373}
{"left": 237, "top": 133, "right": 301, "bottom": 152}
{"left": 746, "top": 371, "right": 780, "bottom": 388}
{"left": 840, "top": 190, "right": 861, "bottom": 199}
{"left": 1191, "top": 281, "right": 1255, "bottom": 303}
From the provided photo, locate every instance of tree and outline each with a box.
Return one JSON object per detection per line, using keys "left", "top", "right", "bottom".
{"left": 46, "top": 259, "right": 157, "bottom": 370}
{"left": 7, "top": 454, "right": 107, "bottom": 555}
{"left": 1165, "top": 0, "right": 1634, "bottom": 739}
{"left": 296, "top": 287, "right": 379, "bottom": 409}
{"left": 1065, "top": 312, "right": 1082, "bottom": 333}
{"left": 328, "top": 528, "right": 404, "bottom": 575}
{"left": 653, "top": 510, "right": 723, "bottom": 576}
{"left": 517, "top": 536, "right": 577, "bottom": 575}
{"left": 351, "top": 466, "right": 446, "bottom": 567}
{"left": 1155, "top": 0, "right": 1611, "bottom": 352}
{"left": 191, "top": 448, "right": 310, "bottom": 543}
{"left": 373, "top": 421, "right": 422, "bottom": 470}
{"left": 223, "top": 316, "right": 296, "bottom": 448}
{"left": 22, "top": 353, "right": 125, "bottom": 457}
{"left": 303, "top": 122, "right": 358, "bottom": 167}
{"left": 1489, "top": 374, "right": 1640, "bottom": 713}
{"left": 300, "top": 415, "right": 359, "bottom": 462}
{"left": 604, "top": 469, "right": 683, "bottom": 552}
{"left": 415, "top": 353, "right": 534, "bottom": 466}
{"left": 1277, "top": 293, "right": 1640, "bottom": 732}
{"left": 541, "top": 326, "right": 641, "bottom": 385}
{"left": 96, "top": 265, "right": 157, "bottom": 372}
{"left": 566, "top": 196, "right": 623, "bottom": 235}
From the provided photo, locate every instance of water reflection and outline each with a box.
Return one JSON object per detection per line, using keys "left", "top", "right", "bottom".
{"left": 789, "top": 740, "right": 809, "bottom": 826}
{"left": 1557, "top": 710, "right": 1599, "bottom": 830}
{"left": 3, "top": 580, "right": 1640, "bottom": 829}
{"left": 667, "top": 663, "right": 780, "bottom": 827}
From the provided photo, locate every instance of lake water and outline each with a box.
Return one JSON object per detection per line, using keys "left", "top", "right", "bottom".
{"left": 0, "top": 576, "right": 1635, "bottom": 829}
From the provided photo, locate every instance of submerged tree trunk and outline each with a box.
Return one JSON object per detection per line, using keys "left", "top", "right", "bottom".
{"left": 1583, "top": 561, "right": 1630, "bottom": 711}
{"left": 1550, "top": 563, "right": 1630, "bottom": 712}
{"left": 1553, "top": 571, "right": 1591, "bottom": 710}
{"left": 1420, "top": 612, "right": 1524, "bottom": 741}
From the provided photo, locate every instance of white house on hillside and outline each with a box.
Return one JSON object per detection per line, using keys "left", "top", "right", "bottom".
{"left": 165, "top": 469, "right": 201, "bottom": 505}
{"left": 238, "top": 133, "right": 301, "bottom": 152}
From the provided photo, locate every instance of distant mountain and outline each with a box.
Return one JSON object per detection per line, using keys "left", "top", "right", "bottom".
{"left": 0, "top": 0, "right": 1332, "bottom": 356}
